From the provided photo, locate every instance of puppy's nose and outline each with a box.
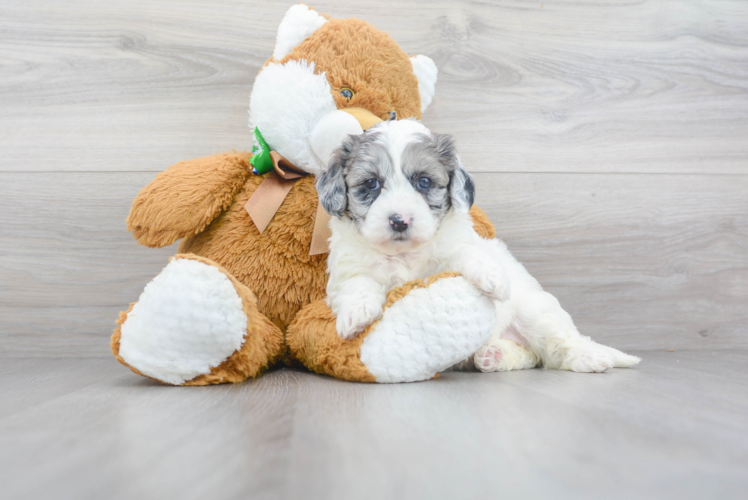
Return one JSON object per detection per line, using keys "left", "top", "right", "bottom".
{"left": 389, "top": 214, "right": 409, "bottom": 232}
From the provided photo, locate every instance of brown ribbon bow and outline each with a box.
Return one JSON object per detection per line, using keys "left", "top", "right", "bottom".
{"left": 243, "top": 108, "right": 385, "bottom": 256}
{"left": 244, "top": 151, "right": 332, "bottom": 256}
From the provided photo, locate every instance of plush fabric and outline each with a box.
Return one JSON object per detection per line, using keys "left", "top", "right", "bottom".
{"left": 127, "top": 152, "right": 251, "bottom": 248}
{"left": 111, "top": 4, "right": 503, "bottom": 385}
{"left": 117, "top": 257, "right": 249, "bottom": 384}
{"left": 112, "top": 254, "right": 284, "bottom": 385}
{"left": 359, "top": 274, "right": 497, "bottom": 383}
{"left": 286, "top": 299, "right": 376, "bottom": 383}
{"left": 179, "top": 173, "right": 328, "bottom": 332}
{"left": 410, "top": 55, "right": 438, "bottom": 113}
{"left": 280, "top": 17, "right": 423, "bottom": 122}
{"left": 469, "top": 205, "right": 497, "bottom": 240}
{"left": 286, "top": 272, "right": 496, "bottom": 383}
{"left": 272, "top": 4, "right": 329, "bottom": 61}
{"left": 250, "top": 60, "right": 338, "bottom": 175}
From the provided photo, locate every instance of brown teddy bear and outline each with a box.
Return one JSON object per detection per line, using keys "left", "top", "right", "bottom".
{"left": 111, "top": 4, "right": 511, "bottom": 385}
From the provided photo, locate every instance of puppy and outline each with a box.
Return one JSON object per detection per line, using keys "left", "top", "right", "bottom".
{"left": 317, "top": 119, "right": 641, "bottom": 373}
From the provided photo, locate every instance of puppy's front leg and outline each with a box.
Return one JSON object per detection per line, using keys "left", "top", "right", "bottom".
{"left": 330, "top": 276, "right": 387, "bottom": 339}
{"left": 450, "top": 245, "right": 510, "bottom": 302}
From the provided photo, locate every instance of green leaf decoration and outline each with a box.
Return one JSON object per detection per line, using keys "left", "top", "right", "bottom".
{"left": 249, "top": 127, "right": 274, "bottom": 175}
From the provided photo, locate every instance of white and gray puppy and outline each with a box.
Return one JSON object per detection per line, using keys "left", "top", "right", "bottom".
{"left": 317, "top": 119, "right": 640, "bottom": 373}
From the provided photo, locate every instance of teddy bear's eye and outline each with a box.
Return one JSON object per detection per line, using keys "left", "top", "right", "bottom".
{"left": 389, "top": 111, "right": 397, "bottom": 121}
{"left": 340, "top": 88, "right": 354, "bottom": 100}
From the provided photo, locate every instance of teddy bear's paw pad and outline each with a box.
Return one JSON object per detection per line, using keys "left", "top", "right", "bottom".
{"left": 118, "top": 258, "right": 248, "bottom": 385}
{"left": 360, "top": 276, "right": 496, "bottom": 383}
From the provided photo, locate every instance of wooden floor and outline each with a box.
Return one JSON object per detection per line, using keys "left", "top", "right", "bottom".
{"left": 1, "top": 0, "right": 747, "bottom": 357}
{"left": 0, "top": 351, "right": 746, "bottom": 500}
{"left": 1, "top": 1, "right": 747, "bottom": 498}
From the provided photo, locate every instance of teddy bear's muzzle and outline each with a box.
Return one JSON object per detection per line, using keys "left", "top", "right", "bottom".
{"left": 339, "top": 107, "right": 383, "bottom": 131}
{"left": 309, "top": 107, "right": 383, "bottom": 168}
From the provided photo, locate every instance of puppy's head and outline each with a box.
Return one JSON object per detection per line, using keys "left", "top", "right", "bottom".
{"left": 316, "top": 120, "right": 475, "bottom": 253}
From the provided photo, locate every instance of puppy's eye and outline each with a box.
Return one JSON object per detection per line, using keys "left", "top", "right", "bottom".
{"left": 388, "top": 111, "right": 397, "bottom": 121}
{"left": 364, "top": 178, "right": 381, "bottom": 190}
{"left": 340, "top": 88, "right": 354, "bottom": 100}
{"left": 416, "top": 177, "right": 432, "bottom": 190}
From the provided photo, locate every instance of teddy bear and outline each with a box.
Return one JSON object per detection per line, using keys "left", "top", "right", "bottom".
{"left": 111, "top": 4, "right": 530, "bottom": 385}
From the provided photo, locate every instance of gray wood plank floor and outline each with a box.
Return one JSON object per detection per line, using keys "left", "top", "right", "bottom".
{"left": 2, "top": 171, "right": 746, "bottom": 355}
{"left": 2, "top": 0, "right": 747, "bottom": 356}
{"left": 2, "top": 0, "right": 747, "bottom": 174}
{"left": 2, "top": 2, "right": 746, "bottom": 498}
{"left": 1, "top": 352, "right": 746, "bottom": 500}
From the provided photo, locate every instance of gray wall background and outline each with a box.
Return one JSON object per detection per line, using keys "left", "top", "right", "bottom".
{"left": 1, "top": 0, "right": 746, "bottom": 357}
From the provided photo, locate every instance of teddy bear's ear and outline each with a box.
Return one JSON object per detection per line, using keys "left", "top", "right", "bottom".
{"left": 410, "top": 55, "right": 438, "bottom": 113}
{"left": 272, "top": 4, "right": 328, "bottom": 61}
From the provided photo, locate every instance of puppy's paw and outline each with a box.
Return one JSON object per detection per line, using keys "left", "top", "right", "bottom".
{"left": 463, "top": 261, "right": 510, "bottom": 302}
{"left": 474, "top": 343, "right": 504, "bottom": 372}
{"left": 561, "top": 342, "right": 641, "bottom": 372}
{"left": 335, "top": 299, "right": 384, "bottom": 339}
{"left": 473, "top": 338, "right": 539, "bottom": 372}
{"left": 562, "top": 341, "right": 617, "bottom": 373}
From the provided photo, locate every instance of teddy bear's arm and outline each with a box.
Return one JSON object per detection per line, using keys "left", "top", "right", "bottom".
{"left": 127, "top": 152, "right": 251, "bottom": 248}
{"left": 469, "top": 205, "right": 496, "bottom": 240}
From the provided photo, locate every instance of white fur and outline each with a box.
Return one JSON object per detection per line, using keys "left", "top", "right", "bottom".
{"left": 252, "top": 11, "right": 439, "bottom": 176}
{"left": 360, "top": 276, "right": 496, "bottom": 382}
{"left": 328, "top": 203, "right": 509, "bottom": 339}
{"left": 309, "top": 110, "right": 364, "bottom": 168}
{"left": 410, "top": 55, "right": 438, "bottom": 113}
{"left": 119, "top": 259, "right": 248, "bottom": 385}
{"left": 249, "top": 60, "right": 337, "bottom": 175}
{"left": 326, "top": 121, "right": 641, "bottom": 373}
{"left": 353, "top": 119, "right": 444, "bottom": 257}
{"left": 272, "top": 4, "right": 327, "bottom": 61}
{"left": 474, "top": 337, "right": 540, "bottom": 372}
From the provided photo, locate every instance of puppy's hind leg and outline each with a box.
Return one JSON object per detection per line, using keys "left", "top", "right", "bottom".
{"left": 452, "top": 302, "right": 540, "bottom": 373}
{"left": 474, "top": 337, "right": 540, "bottom": 372}
{"left": 515, "top": 290, "right": 641, "bottom": 373}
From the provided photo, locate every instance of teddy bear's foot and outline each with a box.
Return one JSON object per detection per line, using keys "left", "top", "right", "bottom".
{"left": 287, "top": 273, "right": 496, "bottom": 383}
{"left": 111, "top": 254, "right": 283, "bottom": 385}
{"left": 359, "top": 274, "right": 497, "bottom": 382}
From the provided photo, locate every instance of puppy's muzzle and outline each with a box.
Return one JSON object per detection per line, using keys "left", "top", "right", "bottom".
{"left": 389, "top": 214, "right": 410, "bottom": 233}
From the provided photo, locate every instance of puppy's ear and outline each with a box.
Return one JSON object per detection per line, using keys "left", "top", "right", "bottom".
{"left": 432, "top": 133, "right": 475, "bottom": 213}
{"left": 449, "top": 161, "right": 475, "bottom": 213}
{"left": 316, "top": 134, "right": 359, "bottom": 217}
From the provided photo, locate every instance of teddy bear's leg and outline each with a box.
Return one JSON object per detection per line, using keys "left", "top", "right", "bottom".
{"left": 287, "top": 272, "right": 497, "bottom": 383}
{"left": 111, "top": 254, "right": 283, "bottom": 385}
